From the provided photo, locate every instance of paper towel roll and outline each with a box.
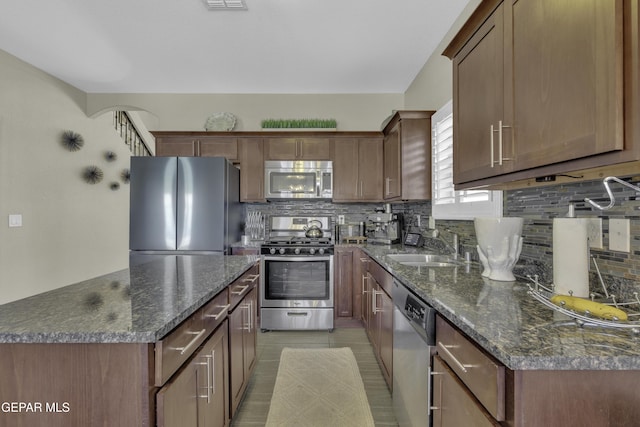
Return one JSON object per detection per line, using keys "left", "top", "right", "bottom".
{"left": 553, "top": 218, "right": 589, "bottom": 297}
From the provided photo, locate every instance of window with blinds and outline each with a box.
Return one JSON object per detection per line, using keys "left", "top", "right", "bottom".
{"left": 431, "top": 100, "right": 502, "bottom": 219}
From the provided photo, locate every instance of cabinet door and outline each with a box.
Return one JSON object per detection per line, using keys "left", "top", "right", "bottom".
{"left": 238, "top": 138, "right": 264, "bottom": 202}
{"left": 156, "top": 359, "right": 198, "bottom": 427}
{"left": 358, "top": 254, "right": 370, "bottom": 324}
{"left": 432, "top": 356, "right": 500, "bottom": 427}
{"left": 332, "top": 139, "right": 360, "bottom": 201}
{"left": 358, "top": 138, "right": 383, "bottom": 201}
{"left": 197, "top": 323, "right": 229, "bottom": 427}
{"left": 265, "top": 138, "right": 298, "bottom": 159}
{"left": 334, "top": 247, "right": 354, "bottom": 318}
{"left": 383, "top": 123, "right": 401, "bottom": 199}
{"left": 452, "top": 3, "right": 508, "bottom": 184}
{"left": 243, "top": 287, "right": 257, "bottom": 382}
{"left": 378, "top": 288, "right": 393, "bottom": 388}
{"left": 156, "top": 138, "right": 198, "bottom": 157}
{"left": 199, "top": 137, "right": 238, "bottom": 161}
{"left": 229, "top": 285, "right": 257, "bottom": 418}
{"left": 265, "top": 137, "right": 331, "bottom": 160}
{"left": 229, "top": 303, "right": 246, "bottom": 417}
{"left": 365, "top": 272, "right": 377, "bottom": 346}
{"left": 509, "top": 0, "right": 624, "bottom": 170}
{"left": 299, "top": 138, "right": 331, "bottom": 159}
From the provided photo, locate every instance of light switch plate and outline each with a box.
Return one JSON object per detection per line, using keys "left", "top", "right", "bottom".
{"left": 609, "top": 218, "right": 630, "bottom": 252}
{"left": 8, "top": 214, "right": 22, "bottom": 228}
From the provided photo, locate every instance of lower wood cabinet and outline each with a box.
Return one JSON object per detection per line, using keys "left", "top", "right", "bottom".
{"left": 157, "top": 320, "right": 229, "bottom": 427}
{"left": 334, "top": 247, "right": 355, "bottom": 319}
{"left": 432, "top": 355, "right": 500, "bottom": 427}
{"left": 228, "top": 284, "right": 257, "bottom": 418}
{"left": 363, "top": 255, "right": 393, "bottom": 390}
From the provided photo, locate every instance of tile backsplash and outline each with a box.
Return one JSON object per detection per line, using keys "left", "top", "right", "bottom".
{"left": 245, "top": 176, "right": 640, "bottom": 295}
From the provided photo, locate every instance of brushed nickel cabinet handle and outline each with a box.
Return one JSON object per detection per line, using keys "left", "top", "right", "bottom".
{"left": 204, "top": 304, "right": 230, "bottom": 320}
{"left": 174, "top": 329, "right": 207, "bottom": 355}
{"left": 242, "top": 274, "right": 260, "bottom": 283}
{"left": 231, "top": 284, "right": 250, "bottom": 296}
{"left": 437, "top": 341, "right": 474, "bottom": 373}
{"left": 490, "top": 124, "right": 495, "bottom": 167}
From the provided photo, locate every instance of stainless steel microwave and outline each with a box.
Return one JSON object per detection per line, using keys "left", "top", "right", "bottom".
{"left": 264, "top": 160, "right": 333, "bottom": 200}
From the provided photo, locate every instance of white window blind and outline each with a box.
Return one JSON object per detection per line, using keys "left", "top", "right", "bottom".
{"left": 431, "top": 100, "right": 502, "bottom": 219}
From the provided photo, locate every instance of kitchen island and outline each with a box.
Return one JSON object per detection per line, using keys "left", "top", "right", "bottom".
{"left": 0, "top": 254, "right": 258, "bottom": 427}
{"left": 357, "top": 244, "right": 640, "bottom": 426}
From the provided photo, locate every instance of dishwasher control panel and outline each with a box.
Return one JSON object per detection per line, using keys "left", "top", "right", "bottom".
{"left": 393, "top": 279, "right": 436, "bottom": 345}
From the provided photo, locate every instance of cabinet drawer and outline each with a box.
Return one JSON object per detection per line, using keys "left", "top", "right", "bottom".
{"left": 436, "top": 315, "right": 505, "bottom": 421}
{"left": 201, "top": 289, "right": 230, "bottom": 335}
{"left": 367, "top": 259, "right": 393, "bottom": 296}
{"left": 155, "top": 314, "right": 207, "bottom": 386}
{"left": 229, "top": 265, "right": 259, "bottom": 311}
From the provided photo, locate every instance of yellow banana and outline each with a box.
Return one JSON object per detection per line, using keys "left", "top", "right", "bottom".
{"left": 550, "top": 294, "right": 628, "bottom": 321}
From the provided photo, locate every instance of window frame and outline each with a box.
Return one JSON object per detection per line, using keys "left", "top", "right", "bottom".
{"left": 431, "top": 100, "right": 503, "bottom": 220}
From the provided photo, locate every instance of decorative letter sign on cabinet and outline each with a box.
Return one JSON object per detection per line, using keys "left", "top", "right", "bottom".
{"left": 444, "top": 0, "right": 640, "bottom": 189}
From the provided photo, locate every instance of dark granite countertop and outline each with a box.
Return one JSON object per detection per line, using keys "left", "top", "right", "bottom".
{"left": 0, "top": 254, "right": 258, "bottom": 344}
{"left": 355, "top": 244, "right": 640, "bottom": 371}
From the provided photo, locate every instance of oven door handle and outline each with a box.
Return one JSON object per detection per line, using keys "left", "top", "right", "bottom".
{"left": 262, "top": 255, "right": 333, "bottom": 262}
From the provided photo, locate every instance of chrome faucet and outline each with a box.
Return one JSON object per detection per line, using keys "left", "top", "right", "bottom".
{"left": 432, "top": 229, "right": 459, "bottom": 259}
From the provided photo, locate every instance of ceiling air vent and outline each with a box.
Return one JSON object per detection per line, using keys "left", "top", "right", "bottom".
{"left": 203, "top": 0, "right": 248, "bottom": 10}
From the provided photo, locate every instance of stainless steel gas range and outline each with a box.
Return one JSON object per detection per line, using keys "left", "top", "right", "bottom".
{"left": 259, "top": 216, "right": 334, "bottom": 331}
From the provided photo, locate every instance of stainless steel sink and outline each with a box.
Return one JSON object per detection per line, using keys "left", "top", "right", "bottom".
{"left": 386, "top": 253, "right": 462, "bottom": 267}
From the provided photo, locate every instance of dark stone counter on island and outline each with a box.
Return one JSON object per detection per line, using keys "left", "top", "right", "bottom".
{"left": 0, "top": 254, "right": 258, "bottom": 344}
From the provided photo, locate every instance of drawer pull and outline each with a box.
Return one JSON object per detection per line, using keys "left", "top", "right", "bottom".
{"left": 437, "top": 341, "right": 474, "bottom": 373}
{"left": 204, "top": 304, "right": 231, "bottom": 320}
{"left": 197, "top": 354, "right": 213, "bottom": 403}
{"left": 372, "top": 289, "right": 383, "bottom": 314}
{"left": 287, "top": 311, "right": 309, "bottom": 316}
{"left": 231, "top": 284, "right": 250, "bottom": 296}
{"left": 174, "top": 329, "right": 207, "bottom": 355}
{"left": 242, "top": 274, "right": 260, "bottom": 283}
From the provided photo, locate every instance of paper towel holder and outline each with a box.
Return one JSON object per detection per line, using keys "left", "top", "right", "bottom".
{"left": 584, "top": 176, "right": 640, "bottom": 210}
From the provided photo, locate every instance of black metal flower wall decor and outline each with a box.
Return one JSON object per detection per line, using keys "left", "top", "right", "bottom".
{"left": 120, "top": 168, "right": 131, "bottom": 184}
{"left": 61, "top": 130, "right": 85, "bottom": 152}
{"left": 82, "top": 165, "right": 104, "bottom": 184}
{"left": 104, "top": 151, "right": 118, "bottom": 162}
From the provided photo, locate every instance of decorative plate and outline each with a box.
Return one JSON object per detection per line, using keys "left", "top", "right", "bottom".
{"left": 204, "top": 112, "right": 237, "bottom": 131}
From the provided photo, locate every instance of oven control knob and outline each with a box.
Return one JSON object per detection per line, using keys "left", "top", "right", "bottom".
{"left": 309, "top": 248, "right": 316, "bottom": 255}
{"left": 318, "top": 248, "right": 325, "bottom": 255}
{"left": 294, "top": 248, "right": 301, "bottom": 255}
{"left": 269, "top": 248, "right": 276, "bottom": 255}
{"left": 279, "top": 248, "right": 286, "bottom": 255}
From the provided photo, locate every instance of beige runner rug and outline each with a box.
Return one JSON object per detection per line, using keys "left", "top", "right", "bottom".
{"left": 265, "top": 347, "right": 375, "bottom": 427}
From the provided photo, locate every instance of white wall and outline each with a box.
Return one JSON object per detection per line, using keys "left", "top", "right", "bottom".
{"left": 404, "top": 0, "right": 482, "bottom": 111}
{"left": 0, "top": 50, "right": 131, "bottom": 304}
{"left": 86, "top": 93, "right": 404, "bottom": 132}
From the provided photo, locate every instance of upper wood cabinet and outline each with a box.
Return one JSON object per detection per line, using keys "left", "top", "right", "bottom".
{"left": 238, "top": 138, "right": 265, "bottom": 202}
{"left": 333, "top": 137, "right": 383, "bottom": 202}
{"left": 381, "top": 111, "right": 434, "bottom": 201}
{"left": 153, "top": 133, "right": 238, "bottom": 161}
{"left": 444, "top": 0, "right": 637, "bottom": 189}
{"left": 264, "top": 137, "right": 332, "bottom": 160}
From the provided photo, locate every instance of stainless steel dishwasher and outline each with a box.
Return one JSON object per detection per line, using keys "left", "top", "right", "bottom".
{"left": 392, "top": 278, "right": 436, "bottom": 427}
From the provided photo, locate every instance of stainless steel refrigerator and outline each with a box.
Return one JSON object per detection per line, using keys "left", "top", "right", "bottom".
{"left": 129, "top": 156, "right": 241, "bottom": 256}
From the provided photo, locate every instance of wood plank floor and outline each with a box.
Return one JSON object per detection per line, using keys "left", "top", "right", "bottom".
{"left": 230, "top": 327, "right": 398, "bottom": 426}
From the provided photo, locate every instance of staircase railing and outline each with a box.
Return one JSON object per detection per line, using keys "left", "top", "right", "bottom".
{"left": 114, "top": 111, "right": 153, "bottom": 156}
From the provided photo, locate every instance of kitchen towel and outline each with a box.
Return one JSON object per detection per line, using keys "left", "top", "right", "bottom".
{"left": 553, "top": 218, "right": 589, "bottom": 297}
